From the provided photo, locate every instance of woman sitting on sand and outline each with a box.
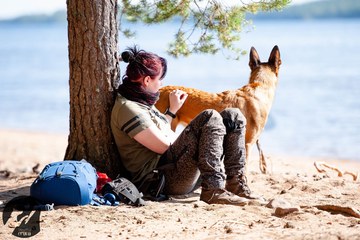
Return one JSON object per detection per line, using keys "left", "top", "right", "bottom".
{"left": 111, "top": 46, "right": 262, "bottom": 205}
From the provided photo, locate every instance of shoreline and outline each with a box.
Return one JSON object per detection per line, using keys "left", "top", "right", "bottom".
{"left": 1, "top": 128, "right": 360, "bottom": 239}
{"left": 2, "top": 127, "right": 360, "bottom": 162}
{"left": 1, "top": 128, "right": 359, "bottom": 173}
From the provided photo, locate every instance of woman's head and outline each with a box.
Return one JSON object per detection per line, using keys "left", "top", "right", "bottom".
{"left": 121, "top": 46, "right": 167, "bottom": 84}
{"left": 117, "top": 46, "right": 167, "bottom": 105}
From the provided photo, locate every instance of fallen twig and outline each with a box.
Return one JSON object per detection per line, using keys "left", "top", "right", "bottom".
{"left": 315, "top": 205, "right": 360, "bottom": 219}
{"left": 314, "top": 161, "right": 358, "bottom": 181}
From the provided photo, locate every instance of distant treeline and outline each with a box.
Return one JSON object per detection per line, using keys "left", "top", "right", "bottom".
{"left": 249, "top": 0, "right": 360, "bottom": 19}
{"left": 1, "top": 11, "right": 67, "bottom": 23}
{"left": 1, "top": 0, "right": 360, "bottom": 24}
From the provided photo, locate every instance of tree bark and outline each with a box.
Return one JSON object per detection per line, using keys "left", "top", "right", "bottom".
{"left": 65, "top": 0, "right": 122, "bottom": 177}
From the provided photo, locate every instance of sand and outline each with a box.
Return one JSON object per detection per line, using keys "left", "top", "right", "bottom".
{"left": 1, "top": 128, "right": 360, "bottom": 240}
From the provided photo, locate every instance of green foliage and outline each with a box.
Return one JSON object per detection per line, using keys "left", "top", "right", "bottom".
{"left": 118, "top": 0, "right": 290, "bottom": 59}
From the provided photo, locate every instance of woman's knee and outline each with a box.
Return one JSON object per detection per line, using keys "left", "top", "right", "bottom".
{"left": 192, "top": 109, "right": 223, "bottom": 125}
{"left": 220, "top": 108, "right": 246, "bottom": 133}
{"left": 202, "top": 109, "right": 222, "bottom": 119}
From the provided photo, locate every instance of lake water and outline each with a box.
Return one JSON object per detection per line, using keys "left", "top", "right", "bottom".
{"left": 0, "top": 19, "right": 359, "bottom": 161}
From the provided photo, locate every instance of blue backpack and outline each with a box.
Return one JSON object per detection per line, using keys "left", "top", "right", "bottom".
{"left": 30, "top": 160, "right": 97, "bottom": 206}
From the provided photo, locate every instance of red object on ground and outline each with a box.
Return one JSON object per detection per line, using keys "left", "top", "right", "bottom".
{"left": 96, "top": 172, "right": 112, "bottom": 193}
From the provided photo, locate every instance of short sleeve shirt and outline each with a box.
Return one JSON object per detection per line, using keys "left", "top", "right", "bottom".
{"left": 111, "top": 94, "right": 173, "bottom": 183}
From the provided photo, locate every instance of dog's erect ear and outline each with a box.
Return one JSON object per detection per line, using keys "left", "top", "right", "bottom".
{"left": 249, "top": 47, "right": 261, "bottom": 71}
{"left": 268, "top": 45, "right": 281, "bottom": 70}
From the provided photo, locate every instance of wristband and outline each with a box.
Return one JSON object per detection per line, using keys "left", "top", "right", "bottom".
{"left": 164, "top": 108, "right": 176, "bottom": 118}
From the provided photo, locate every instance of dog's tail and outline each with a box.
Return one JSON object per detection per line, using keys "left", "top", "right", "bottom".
{"left": 256, "top": 140, "right": 268, "bottom": 174}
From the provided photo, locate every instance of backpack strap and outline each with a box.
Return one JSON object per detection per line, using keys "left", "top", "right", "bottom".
{"left": 91, "top": 193, "right": 119, "bottom": 206}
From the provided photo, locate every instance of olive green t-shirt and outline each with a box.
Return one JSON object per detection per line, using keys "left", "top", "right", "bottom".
{"left": 111, "top": 94, "right": 173, "bottom": 183}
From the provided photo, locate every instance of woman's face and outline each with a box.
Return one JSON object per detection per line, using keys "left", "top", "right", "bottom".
{"left": 144, "top": 69, "right": 163, "bottom": 94}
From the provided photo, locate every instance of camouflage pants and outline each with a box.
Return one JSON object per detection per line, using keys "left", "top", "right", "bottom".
{"left": 161, "top": 108, "right": 247, "bottom": 195}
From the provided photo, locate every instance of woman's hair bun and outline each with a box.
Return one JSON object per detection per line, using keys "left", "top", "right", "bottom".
{"left": 121, "top": 51, "right": 134, "bottom": 63}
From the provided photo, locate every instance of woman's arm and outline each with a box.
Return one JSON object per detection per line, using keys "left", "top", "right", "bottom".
{"left": 133, "top": 125, "right": 176, "bottom": 154}
{"left": 134, "top": 89, "right": 188, "bottom": 154}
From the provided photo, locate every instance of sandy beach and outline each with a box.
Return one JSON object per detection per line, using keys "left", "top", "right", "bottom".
{"left": 1, "top": 128, "right": 360, "bottom": 239}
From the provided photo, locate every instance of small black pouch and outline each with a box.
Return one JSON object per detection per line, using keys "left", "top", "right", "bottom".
{"left": 137, "top": 169, "right": 169, "bottom": 202}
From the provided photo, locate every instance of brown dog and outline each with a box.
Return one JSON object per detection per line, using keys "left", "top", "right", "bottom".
{"left": 156, "top": 46, "right": 281, "bottom": 173}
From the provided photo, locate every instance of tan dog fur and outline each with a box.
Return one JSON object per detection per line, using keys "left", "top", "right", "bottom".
{"left": 156, "top": 46, "right": 281, "bottom": 173}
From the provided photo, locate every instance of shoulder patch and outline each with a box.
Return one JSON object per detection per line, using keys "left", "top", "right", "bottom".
{"left": 121, "top": 115, "right": 144, "bottom": 134}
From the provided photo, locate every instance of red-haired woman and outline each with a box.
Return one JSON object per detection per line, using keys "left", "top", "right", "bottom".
{"left": 111, "top": 46, "right": 263, "bottom": 206}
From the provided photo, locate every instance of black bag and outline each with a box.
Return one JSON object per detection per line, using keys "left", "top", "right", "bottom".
{"left": 101, "top": 177, "right": 145, "bottom": 206}
{"left": 137, "top": 169, "right": 168, "bottom": 202}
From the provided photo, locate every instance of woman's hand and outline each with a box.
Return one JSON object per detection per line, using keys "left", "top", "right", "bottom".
{"left": 168, "top": 89, "right": 188, "bottom": 113}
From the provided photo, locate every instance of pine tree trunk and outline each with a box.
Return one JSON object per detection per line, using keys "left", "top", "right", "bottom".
{"left": 65, "top": 0, "right": 122, "bottom": 177}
